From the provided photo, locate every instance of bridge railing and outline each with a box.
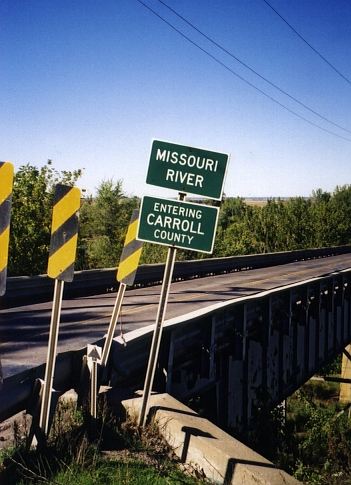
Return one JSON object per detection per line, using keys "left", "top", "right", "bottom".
{"left": 2, "top": 263, "right": 351, "bottom": 431}
{"left": 2, "top": 245, "right": 351, "bottom": 308}
{"left": 109, "top": 266, "right": 351, "bottom": 433}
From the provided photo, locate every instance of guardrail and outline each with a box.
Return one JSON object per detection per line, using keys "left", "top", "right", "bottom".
{"left": 2, "top": 245, "right": 351, "bottom": 308}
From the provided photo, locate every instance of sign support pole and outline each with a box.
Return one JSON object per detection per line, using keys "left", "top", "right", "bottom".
{"left": 0, "top": 358, "right": 3, "bottom": 391}
{"left": 90, "top": 355, "right": 98, "bottom": 419}
{"left": 101, "top": 282, "right": 127, "bottom": 367}
{"left": 138, "top": 193, "right": 185, "bottom": 427}
{"left": 86, "top": 344, "right": 102, "bottom": 434}
{"left": 100, "top": 209, "right": 142, "bottom": 371}
{"left": 39, "top": 278, "right": 64, "bottom": 436}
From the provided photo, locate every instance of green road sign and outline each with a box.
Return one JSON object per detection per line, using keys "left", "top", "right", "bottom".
{"left": 146, "top": 140, "right": 229, "bottom": 200}
{"left": 137, "top": 196, "right": 219, "bottom": 253}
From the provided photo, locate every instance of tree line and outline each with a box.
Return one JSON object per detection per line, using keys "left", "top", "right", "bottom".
{"left": 214, "top": 187, "right": 351, "bottom": 257}
{"left": 7, "top": 161, "right": 351, "bottom": 277}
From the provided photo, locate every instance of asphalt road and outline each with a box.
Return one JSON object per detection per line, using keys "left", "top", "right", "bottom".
{"left": 1, "top": 253, "right": 351, "bottom": 378}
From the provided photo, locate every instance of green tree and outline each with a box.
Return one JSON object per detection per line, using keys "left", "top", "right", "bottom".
{"left": 310, "top": 189, "right": 332, "bottom": 247}
{"left": 256, "top": 199, "right": 288, "bottom": 252}
{"left": 140, "top": 242, "right": 168, "bottom": 265}
{"left": 78, "top": 180, "right": 138, "bottom": 269}
{"left": 214, "top": 198, "right": 262, "bottom": 256}
{"left": 328, "top": 185, "right": 351, "bottom": 246}
{"left": 284, "top": 197, "right": 314, "bottom": 249}
{"left": 9, "top": 161, "right": 82, "bottom": 276}
{"left": 217, "top": 197, "right": 247, "bottom": 230}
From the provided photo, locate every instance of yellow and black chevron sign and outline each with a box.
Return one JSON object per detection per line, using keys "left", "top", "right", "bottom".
{"left": 47, "top": 184, "right": 81, "bottom": 282}
{"left": 117, "top": 209, "right": 143, "bottom": 286}
{"left": 0, "top": 161, "right": 14, "bottom": 296}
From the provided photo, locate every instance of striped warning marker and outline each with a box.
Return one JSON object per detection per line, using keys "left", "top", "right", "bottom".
{"left": 117, "top": 209, "right": 143, "bottom": 286}
{"left": 0, "top": 162, "right": 14, "bottom": 296}
{"left": 101, "top": 209, "right": 143, "bottom": 367}
{"left": 47, "top": 184, "right": 81, "bottom": 282}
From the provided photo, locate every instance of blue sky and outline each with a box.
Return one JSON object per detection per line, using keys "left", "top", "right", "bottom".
{"left": 1, "top": 0, "right": 351, "bottom": 198}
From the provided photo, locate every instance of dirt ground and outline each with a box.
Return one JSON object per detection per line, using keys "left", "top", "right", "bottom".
{"left": 0, "top": 389, "right": 78, "bottom": 451}
{"left": 0, "top": 411, "right": 32, "bottom": 451}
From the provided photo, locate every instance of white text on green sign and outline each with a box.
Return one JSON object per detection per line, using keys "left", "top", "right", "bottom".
{"left": 146, "top": 140, "right": 229, "bottom": 200}
{"left": 137, "top": 196, "right": 219, "bottom": 253}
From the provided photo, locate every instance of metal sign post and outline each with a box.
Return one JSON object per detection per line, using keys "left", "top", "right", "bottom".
{"left": 91, "top": 357, "right": 98, "bottom": 419}
{"left": 138, "top": 139, "right": 228, "bottom": 427}
{"left": 101, "top": 282, "right": 126, "bottom": 367}
{"left": 0, "top": 357, "right": 3, "bottom": 392}
{"left": 39, "top": 278, "right": 64, "bottom": 434}
{"left": 39, "top": 184, "right": 81, "bottom": 437}
{"left": 101, "top": 209, "right": 143, "bottom": 368}
{"left": 138, "top": 193, "right": 185, "bottom": 427}
{"left": 138, "top": 242, "right": 177, "bottom": 427}
{"left": 87, "top": 344, "right": 102, "bottom": 420}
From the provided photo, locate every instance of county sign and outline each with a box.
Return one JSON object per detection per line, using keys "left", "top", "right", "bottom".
{"left": 137, "top": 196, "right": 219, "bottom": 253}
{"left": 146, "top": 140, "right": 229, "bottom": 200}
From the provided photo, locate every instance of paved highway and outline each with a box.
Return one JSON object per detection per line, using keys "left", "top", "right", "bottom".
{"left": 1, "top": 253, "right": 351, "bottom": 378}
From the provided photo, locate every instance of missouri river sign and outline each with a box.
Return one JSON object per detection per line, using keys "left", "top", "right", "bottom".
{"left": 139, "top": 138, "right": 228, "bottom": 428}
{"left": 146, "top": 140, "right": 229, "bottom": 200}
{"left": 137, "top": 196, "right": 219, "bottom": 253}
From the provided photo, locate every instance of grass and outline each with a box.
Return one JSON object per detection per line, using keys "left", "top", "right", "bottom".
{"left": 0, "top": 397, "right": 207, "bottom": 485}
{"left": 47, "top": 459, "right": 202, "bottom": 485}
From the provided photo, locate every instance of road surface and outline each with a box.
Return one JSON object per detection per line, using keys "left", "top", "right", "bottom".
{"left": 1, "top": 253, "right": 350, "bottom": 377}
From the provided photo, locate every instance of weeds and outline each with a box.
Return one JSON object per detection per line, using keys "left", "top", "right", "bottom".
{"left": 246, "top": 379, "right": 351, "bottom": 485}
{"left": 0, "top": 394, "right": 205, "bottom": 484}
